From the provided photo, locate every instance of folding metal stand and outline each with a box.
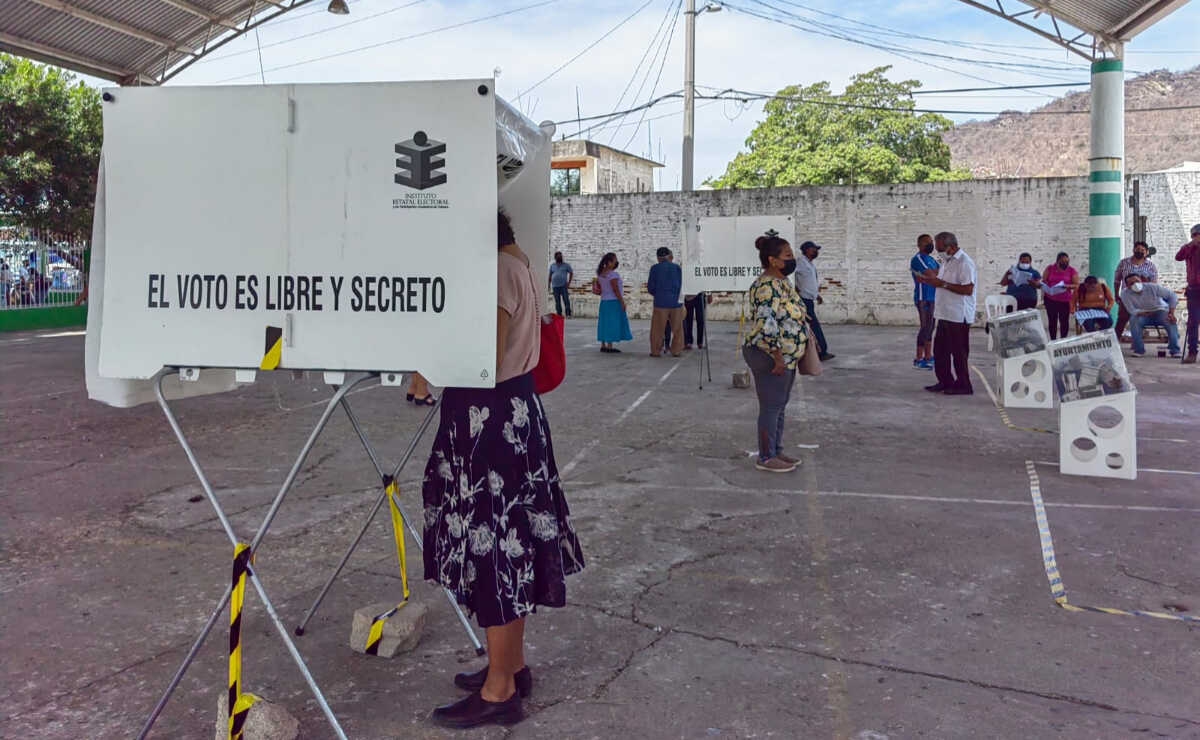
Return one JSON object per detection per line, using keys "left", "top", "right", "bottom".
{"left": 294, "top": 393, "right": 484, "bottom": 655}
{"left": 136, "top": 370, "right": 481, "bottom": 740}
{"left": 697, "top": 295, "right": 712, "bottom": 389}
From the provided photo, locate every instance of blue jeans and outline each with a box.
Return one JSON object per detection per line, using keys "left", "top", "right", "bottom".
{"left": 742, "top": 345, "right": 795, "bottom": 461}
{"left": 801, "top": 298, "right": 828, "bottom": 355}
{"left": 552, "top": 285, "right": 571, "bottom": 316}
{"left": 1129, "top": 310, "right": 1180, "bottom": 355}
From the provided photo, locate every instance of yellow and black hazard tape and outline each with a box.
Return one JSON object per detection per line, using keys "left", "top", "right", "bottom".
{"left": 1024, "top": 461, "right": 1199, "bottom": 624}
{"left": 260, "top": 326, "right": 283, "bottom": 371}
{"left": 364, "top": 477, "right": 412, "bottom": 656}
{"left": 229, "top": 544, "right": 259, "bottom": 740}
{"left": 970, "top": 365, "right": 1056, "bottom": 435}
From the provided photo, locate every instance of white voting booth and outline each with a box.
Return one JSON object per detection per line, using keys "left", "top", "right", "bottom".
{"left": 680, "top": 215, "right": 795, "bottom": 387}
{"left": 86, "top": 80, "right": 554, "bottom": 740}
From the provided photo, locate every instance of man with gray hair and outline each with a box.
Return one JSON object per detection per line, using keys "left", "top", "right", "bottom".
{"left": 918, "top": 232, "right": 977, "bottom": 395}
{"left": 1174, "top": 223, "right": 1200, "bottom": 364}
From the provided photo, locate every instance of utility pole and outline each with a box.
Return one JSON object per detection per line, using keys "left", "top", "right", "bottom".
{"left": 682, "top": 0, "right": 696, "bottom": 191}
{"left": 682, "top": 2, "right": 720, "bottom": 191}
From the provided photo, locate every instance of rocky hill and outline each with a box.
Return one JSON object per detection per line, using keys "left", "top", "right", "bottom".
{"left": 944, "top": 66, "right": 1200, "bottom": 177}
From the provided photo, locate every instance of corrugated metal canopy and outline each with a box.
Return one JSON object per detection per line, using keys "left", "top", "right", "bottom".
{"left": 0, "top": 0, "right": 319, "bottom": 85}
{"left": 0, "top": 0, "right": 1191, "bottom": 83}
{"left": 956, "top": 0, "right": 1192, "bottom": 59}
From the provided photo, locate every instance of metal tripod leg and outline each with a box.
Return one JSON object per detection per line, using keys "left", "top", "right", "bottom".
{"left": 295, "top": 396, "right": 484, "bottom": 654}
{"left": 138, "top": 372, "right": 369, "bottom": 740}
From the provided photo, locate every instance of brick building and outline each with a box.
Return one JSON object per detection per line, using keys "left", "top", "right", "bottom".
{"left": 551, "top": 140, "right": 663, "bottom": 196}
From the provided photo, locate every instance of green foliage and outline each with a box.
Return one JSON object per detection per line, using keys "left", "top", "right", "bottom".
{"left": 707, "top": 67, "right": 971, "bottom": 189}
{"left": 1, "top": 53, "right": 102, "bottom": 236}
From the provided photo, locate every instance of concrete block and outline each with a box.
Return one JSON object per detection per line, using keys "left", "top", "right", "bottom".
{"left": 215, "top": 694, "right": 300, "bottom": 740}
{"left": 349, "top": 600, "right": 429, "bottom": 658}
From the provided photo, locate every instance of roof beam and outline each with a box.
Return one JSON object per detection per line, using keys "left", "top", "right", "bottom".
{"left": 0, "top": 30, "right": 155, "bottom": 84}
{"left": 1108, "top": 0, "right": 1191, "bottom": 39}
{"left": 155, "top": 0, "right": 240, "bottom": 30}
{"left": 953, "top": 0, "right": 1099, "bottom": 60}
{"left": 27, "top": 0, "right": 200, "bottom": 56}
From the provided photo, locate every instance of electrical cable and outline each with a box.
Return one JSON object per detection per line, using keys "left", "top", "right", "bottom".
{"left": 619, "top": 0, "right": 683, "bottom": 147}
{"left": 723, "top": 0, "right": 1084, "bottom": 92}
{"left": 217, "top": 0, "right": 564, "bottom": 83}
{"left": 201, "top": 0, "right": 427, "bottom": 64}
{"left": 517, "top": 0, "right": 657, "bottom": 101}
{"left": 602, "top": 0, "right": 680, "bottom": 145}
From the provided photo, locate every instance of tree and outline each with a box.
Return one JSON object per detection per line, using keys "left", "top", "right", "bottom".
{"left": 707, "top": 67, "right": 970, "bottom": 189}
{"left": 0, "top": 53, "right": 102, "bottom": 237}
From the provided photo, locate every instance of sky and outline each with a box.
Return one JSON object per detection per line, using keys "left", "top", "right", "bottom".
{"left": 94, "top": 0, "right": 1200, "bottom": 189}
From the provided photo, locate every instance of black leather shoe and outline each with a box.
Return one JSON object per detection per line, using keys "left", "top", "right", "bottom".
{"left": 818, "top": 352, "right": 835, "bottom": 361}
{"left": 431, "top": 690, "right": 523, "bottom": 729}
{"left": 944, "top": 386, "right": 974, "bottom": 395}
{"left": 924, "top": 383, "right": 948, "bottom": 392}
{"left": 454, "top": 665, "right": 532, "bottom": 697}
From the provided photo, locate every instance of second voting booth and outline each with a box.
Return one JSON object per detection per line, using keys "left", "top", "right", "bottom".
{"left": 85, "top": 79, "right": 554, "bottom": 739}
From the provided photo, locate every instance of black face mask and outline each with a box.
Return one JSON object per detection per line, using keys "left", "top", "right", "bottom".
{"left": 921, "top": 244, "right": 934, "bottom": 254}
{"left": 781, "top": 259, "right": 797, "bottom": 276}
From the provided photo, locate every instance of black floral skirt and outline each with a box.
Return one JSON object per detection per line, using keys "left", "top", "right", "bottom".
{"left": 422, "top": 372, "right": 585, "bottom": 628}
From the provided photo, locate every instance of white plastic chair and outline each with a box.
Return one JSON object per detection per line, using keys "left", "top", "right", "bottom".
{"left": 985, "top": 295, "right": 1018, "bottom": 351}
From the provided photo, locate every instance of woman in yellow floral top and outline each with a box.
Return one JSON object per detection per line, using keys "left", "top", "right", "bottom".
{"left": 742, "top": 233, "right": 808, "bottom": 473}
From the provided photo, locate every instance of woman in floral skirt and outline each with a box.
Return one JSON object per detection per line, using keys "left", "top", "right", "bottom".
{"left": 423, "top": 211, "right": 585, "bottom": 729}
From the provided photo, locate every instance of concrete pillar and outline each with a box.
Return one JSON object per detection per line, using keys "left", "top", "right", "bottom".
{"left": 1088, "top": 56, "right": 1124, "bottom": 298}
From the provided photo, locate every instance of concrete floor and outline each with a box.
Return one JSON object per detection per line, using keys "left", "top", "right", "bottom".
{"left": 1, "top": 321, "right": 1198, "bottom": 740}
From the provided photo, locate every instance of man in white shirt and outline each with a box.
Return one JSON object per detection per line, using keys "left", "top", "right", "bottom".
{"left": 918, "top": 231, "right": 977, "bottom": 395}
{"left": 793, "top": 241, "right": 833, "bottom": 361}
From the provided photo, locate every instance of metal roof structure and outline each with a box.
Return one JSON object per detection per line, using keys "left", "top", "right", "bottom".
{"left": 0, "top": 1, "right": 1192, "bottom": 84}
{"left": 954, "top": 0, "right": 1192, "bottom": 59}
{"left": 0, "top": 0, "right": 320, "bottom": 85}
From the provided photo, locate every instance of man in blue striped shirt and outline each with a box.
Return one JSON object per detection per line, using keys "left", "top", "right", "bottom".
{"left": 910, "top": 234, "right": 938, "bottom": 369}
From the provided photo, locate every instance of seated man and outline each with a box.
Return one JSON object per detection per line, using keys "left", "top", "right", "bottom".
{"left": 1120, "top": 275, "right": 1181, "bottom": 358}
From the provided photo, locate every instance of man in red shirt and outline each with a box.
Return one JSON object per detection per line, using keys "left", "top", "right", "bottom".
{"left": 1175, "top": 223, "right": 1200, "bottom": 364}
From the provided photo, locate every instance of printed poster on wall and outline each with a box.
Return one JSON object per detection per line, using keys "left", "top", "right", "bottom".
{"left": 98, "top": 81, "right": 500, "bottom": 387}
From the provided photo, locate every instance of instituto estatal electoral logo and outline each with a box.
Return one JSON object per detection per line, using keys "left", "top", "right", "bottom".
{"left": 393, "top": 130, "right": 449, "bottom": 209}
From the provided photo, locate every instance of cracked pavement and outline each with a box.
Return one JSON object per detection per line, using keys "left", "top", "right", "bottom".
{"left": 1, "top": 322, "right": 1198, "bottom": 739}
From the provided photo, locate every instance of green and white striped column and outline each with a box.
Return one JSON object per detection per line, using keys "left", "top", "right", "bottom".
{"left": 1088, "top": 57, "right": 1124, "bottom": 299}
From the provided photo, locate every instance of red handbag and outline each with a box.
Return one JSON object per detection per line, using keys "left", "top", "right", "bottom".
{"left": 533, "top": 313, "right": 566, "bottom": 394}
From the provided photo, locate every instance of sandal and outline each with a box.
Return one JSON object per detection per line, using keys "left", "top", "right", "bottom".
{"left": 412, "top": 395, "right": 437, "bottom": 406}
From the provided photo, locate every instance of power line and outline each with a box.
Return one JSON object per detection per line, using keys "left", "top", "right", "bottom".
{"left": 619, "top": 0, "right": 683, "bottom": 147}
{"left": 723, "top": 0, "right": 1084, "bottom": 93}
{"left": 517, "top": 0, "right": 657, "bottom": 101}
{"left": 217, "top": 0, "right": 564, "bottom": 83}
{"left": 602, "top": 0, "right": 680, "bottom": 145}
{"left": 201, "top": 0, "right": 427, "bottom": 64}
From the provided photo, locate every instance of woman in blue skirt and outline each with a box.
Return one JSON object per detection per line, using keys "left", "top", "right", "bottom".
{"left": 595, "top": 251, "right": 633, "bottom": 352}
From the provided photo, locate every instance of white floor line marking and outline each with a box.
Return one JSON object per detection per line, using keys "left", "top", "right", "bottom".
{"left": 560, "top": 439, "right": 599, "bottom": 479}
{"left": 37, "top": 330, "right": 86, "bottom": 338}
{"left": 1034, "top": 460, "right": 1200, "bottom": 477}
{"left": 1141, "top": 437, "right": 1191, "bottom": 444}
{"left": 564, "top": 362, "right": 683, "bottom": 479}
{"left": 615, "top": 362, "right": 681, "bottom": 424}
{"left": 572, "top": 483, "right": 1200, "bottom": 514}
{"left": 796, "top": 443, "right": 820, "bottom": 449}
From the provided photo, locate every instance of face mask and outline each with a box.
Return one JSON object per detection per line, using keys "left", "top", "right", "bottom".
{"left": 781, "top": 259, "right": 797, "bottom": 277}
{"left": 1058, "top": 261, "right": 1069, "bottom": 268}
{"left": 1131, "top": 282, "right": 1144, "bottom": 293}
{"left": 1134, "top": 251, "right": 1147, "bottom": 260}
{"left": 1019, "top": 262, "right": 1032, "bottom": 269}
{"left": 921, "top": 244, "right": 934, "bottom": 254}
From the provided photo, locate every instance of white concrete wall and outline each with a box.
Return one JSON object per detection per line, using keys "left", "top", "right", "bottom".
{"left": 548, "top": 173, "right": 1200, "bottom": 325}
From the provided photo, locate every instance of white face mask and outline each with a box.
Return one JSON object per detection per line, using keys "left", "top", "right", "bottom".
{"left": 1131, "top": 282, "right": 1144, "bottom": 293}
{"left": 1018, "top": 262, "right": 1032, "bottom": 269}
